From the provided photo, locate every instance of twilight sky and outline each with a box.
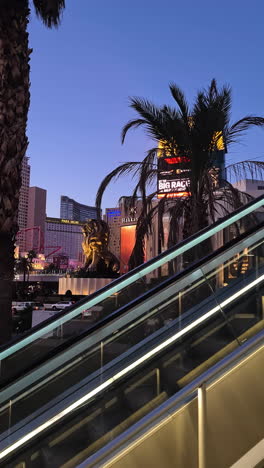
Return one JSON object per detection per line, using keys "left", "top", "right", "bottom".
{"left": 28, "top": 0, "right": 264, "bottom": 217}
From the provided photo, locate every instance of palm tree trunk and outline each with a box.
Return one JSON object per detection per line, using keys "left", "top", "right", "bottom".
{"left": 182, "top": 194, "right": 211, "bottom": 268}
{"left": 0, "top": 233, "right": 14, "bottom": 343}
{"left": 23, "top": 267, "right": 26, "bottom": 291}
{"left": 0, "top": 5, "right": 31, "bottom": 344}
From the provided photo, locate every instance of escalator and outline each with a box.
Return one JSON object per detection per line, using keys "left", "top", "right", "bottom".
{"left": 83, "top": 325, "right": 264, "bottom": 468}
{"left": 0, "top": 196, "right": 263, "bottom": 467}
{"left": 1, "top": 195, "right": 263, "bottom": 388}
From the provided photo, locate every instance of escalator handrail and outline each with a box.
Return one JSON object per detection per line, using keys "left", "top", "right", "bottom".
{"left": 1, "top": 221, "right": 263, "bottom": 391}
{"left": 1, "top": 194, "right": 263, "bottom": 358}
{"left": 1, "top": 263, "right": 264, "bottom": 464}
{"left": 82, "top": 326, "right": 264, "bottom": 468}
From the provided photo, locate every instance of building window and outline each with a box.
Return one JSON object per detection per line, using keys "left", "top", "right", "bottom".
{"left": 257, "top": 186, "right": 264, "bottom": 190}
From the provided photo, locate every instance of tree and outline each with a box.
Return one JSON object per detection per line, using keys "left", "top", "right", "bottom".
{"left": 0, "top": 1, "right": 65, "bottom": 343}
{"left": 27, "top": 249, "right": 37, "bottom": 279}
{"left": 96, "top": 80, "right": 264, "bottom": 269}
{"left": 15, "top": 256, "right": 29, "bottom": 285}
{"left": 15, "top": 250, "right": 36, "bottom": 297}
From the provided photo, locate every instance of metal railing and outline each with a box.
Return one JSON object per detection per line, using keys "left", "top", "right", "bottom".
{"left": 80, "top": 327, "right": 264, "bottom": 468}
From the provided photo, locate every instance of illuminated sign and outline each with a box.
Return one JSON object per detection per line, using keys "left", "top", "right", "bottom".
{"left": 122, "top": 217, "right": 138, "bottom": 224}
{"left": 157, "top": 154, "right": 191, "bottom": 198}
{"left": 107, "top": 210, "right": 121, "bottom": 218}
{"left": 46, "top": 217, "right": 84, "bottom": 226}
{"left": 121, "top": 207, "right": 138, "bottom": 224}
{"left": 158, "top": 178, "right": 190, "bottom": 194}
{"left": 164, "top": 156, "right": 190, "bottom": 165}
{"left": 157, "top": 192, "right": 189, "bottom": 199}
{"left": 157, "top": 133, "right": 226, "bottom": 198}
{"left": 61, "top": 219, "right": 80, "bottom": 225}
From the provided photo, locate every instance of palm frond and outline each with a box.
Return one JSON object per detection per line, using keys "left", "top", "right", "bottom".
{"left": 225, "top": 117, "right": 264, "bottom": 145}
{"left": 129, "top": 200, "right": 159, "bottom": 269}
{"left": 157, "top": 197, "right": 166, "bottom": 247}
{"left": 95, "top": 162, "right": 142, "bottom": 214}
{"left": 221, "top": 182, "right": 249, "bottom": 209}
{"left": 33, "top": 0, "right": 65, "bottom": 27}
{"left": 167, "top": 197, "right": 188, "bottom": 248}
{"left": 226, "top": 160, "right": 264, "bottom": 182}
{"left": 208, "top": 79, "right": 217, "bottom": 100}
{"left": 120, "top": 195, "right": 137, "bottom": 215}
{"left": 122, "top": 97, "right": 169, "bottom": 143}
{"left": 121, "top": 119, "right": 148, "bottom": 144}
{"left": 98, "top": 79, "right": 264, "bottom": 270}
{"left": 136, "top": 149, "right": 157, "bottom": 205}
{"left": 169, "top": 83, "right": 189, "bottom": 123}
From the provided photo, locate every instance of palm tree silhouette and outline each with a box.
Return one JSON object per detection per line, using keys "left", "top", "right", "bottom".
{"left": 96, "top": 80, "right": 264, "bottom": 269}
{"left": 0, "top": 1, "right": 65, "bottom": 343}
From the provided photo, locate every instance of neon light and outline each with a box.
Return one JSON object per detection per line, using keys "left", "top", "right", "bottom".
{"left": 157, "top": 192, "right": 190, "bottom": 198}
{"left": 164, "top": 157, "right": 190, "bottom": 164}
{"left": 1, "top": 273, "right": 263, "bottom": 461}
{"left": 107, "top": 210, "right": 121, "bottom": 217}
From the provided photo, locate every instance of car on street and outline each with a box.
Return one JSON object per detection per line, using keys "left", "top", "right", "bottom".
{"left": 51, "top": 301, "right": 75, "bottom": 311}
{"left": 32, "top": 302, "right": 44, "bottom": 310}
{"left": 12, "top": 302, "right": 33, "bottom": 313}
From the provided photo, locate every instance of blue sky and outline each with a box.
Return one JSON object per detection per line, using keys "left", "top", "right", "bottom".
{"left": 28, "top": 0, "right": 264, "bottom": 217}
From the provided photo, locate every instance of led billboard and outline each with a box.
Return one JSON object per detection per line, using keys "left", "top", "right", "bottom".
{"left": 157, "top": 154, "right": 191, "bottom": 198}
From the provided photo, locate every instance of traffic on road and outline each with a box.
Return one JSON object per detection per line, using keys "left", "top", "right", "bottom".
{"left": 11, "top": 300, "right": 76, "bottom": 334}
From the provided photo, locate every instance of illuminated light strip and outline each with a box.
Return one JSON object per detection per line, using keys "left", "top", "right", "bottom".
{"left": 2, "top": 235, "right": 262, "bottom": 408}
{"left": 0, "top": 380, "right": 111, "bottom": 460}
{"left": 1, "top": 199, "right": 263, "bottom": 360}
{"left": 93, "top": 346, "right": 264, "bottom": 468}
{"left": 112, "top": 274, "right": 264, "bottom": 381}
{"left": 1, "top": 272, "right": 263, "bottom": 462}
{"left": 164, "top": 157, "right": 191, "bottom": 164}
{"left": 157, "top": 192, "right": 190, "bottom": 198}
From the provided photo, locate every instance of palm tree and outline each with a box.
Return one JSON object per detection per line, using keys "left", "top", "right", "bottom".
{"left": 14, "top": 251, "right": 36, "bottom": 301}
{"left": 96, "top": 80, "right": 264, "bottom": 269}
{"left": 15, "top": 256, "right": 29, "bottom": 287}
{"left": 0, "top": 1, "right": 65, "bottom": 343}
{"left": 27, "top": 249, "right": 37, "bottom": 278}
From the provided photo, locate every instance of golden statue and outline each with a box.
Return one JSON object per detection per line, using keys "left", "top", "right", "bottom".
{"left": 82, "top": 219, "right": 120, "bottom": 274}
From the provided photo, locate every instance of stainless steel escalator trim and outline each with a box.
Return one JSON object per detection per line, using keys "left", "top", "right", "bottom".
{"left": 78, "top": 323, "right": 264, "bottom": 468}
{"left": 0, "top": 271, "right": 263, "bottom": 463}
{"left": 1, "top": 196, "right": 263, "bottom": 362}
